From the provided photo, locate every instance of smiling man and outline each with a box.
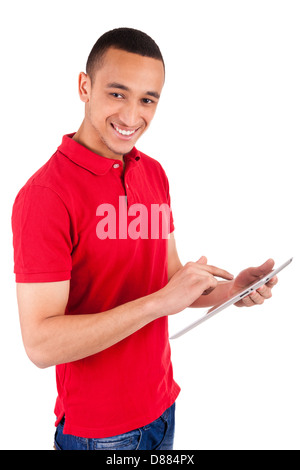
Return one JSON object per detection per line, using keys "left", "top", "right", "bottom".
{"left": 75, "top": 44, "right": 164, "bottom": 161}
{"left": 11, "top": 28, "right": 277, "bottom": 451}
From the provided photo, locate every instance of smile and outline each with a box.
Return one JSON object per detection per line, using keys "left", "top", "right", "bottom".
{"left": 111, "top": 123, "right": 139, "bottom": 138}
{"left": 115, "top": 126, "right": 135, "bottom": 136}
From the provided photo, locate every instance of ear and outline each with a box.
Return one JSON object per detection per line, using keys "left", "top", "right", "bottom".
{"left": 78, "top": 72, "right": 91, "bottom": 103}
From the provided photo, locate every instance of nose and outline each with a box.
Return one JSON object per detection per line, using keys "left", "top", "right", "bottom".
{"left": 119, "top": 101, "right": 141, "bottom": 128}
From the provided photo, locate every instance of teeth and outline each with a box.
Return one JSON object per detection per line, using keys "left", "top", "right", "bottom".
{"left": 115, "top": 125, "right": 135, "bottom": 136}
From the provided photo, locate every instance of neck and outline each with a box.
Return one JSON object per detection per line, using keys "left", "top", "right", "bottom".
{"left": 72, "top": 121, "right": 124, "bottom": 164}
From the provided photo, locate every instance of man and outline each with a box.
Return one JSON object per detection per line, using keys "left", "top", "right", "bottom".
{"left": 11, "top": 28, "right": 277, "bottom": 450}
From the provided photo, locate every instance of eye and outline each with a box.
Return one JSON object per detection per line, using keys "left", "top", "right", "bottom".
{"left": 110, "top": 93, "right": 124, "bottom": 99}
{"left": 142, "top": 98, "right": 155, "bottom": 105}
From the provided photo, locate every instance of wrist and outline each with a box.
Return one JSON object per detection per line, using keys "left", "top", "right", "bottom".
{"left": 143, "top": 288, "right": 168, "bottom": 320}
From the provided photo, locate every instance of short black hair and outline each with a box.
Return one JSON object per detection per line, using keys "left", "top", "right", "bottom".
{"left": 86, "top": 27, "right": 165, "bottom": 82}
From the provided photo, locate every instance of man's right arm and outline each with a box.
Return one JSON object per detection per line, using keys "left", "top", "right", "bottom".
{"left": 17, "top": 280, "right": 161, "bottom": 369}
{"left": 17, "top": 259, "right": 232, "bottom": 369}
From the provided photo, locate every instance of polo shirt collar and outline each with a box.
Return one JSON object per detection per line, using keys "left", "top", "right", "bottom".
{"left": 57, "top": 133, "right": 141, "bottom": 175}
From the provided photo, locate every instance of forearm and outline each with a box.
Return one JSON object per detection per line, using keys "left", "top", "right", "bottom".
{"left": 28, "top": 294, "right": 160, "bottom": 369}
{"left": 189, "top": 280, "right": 234, "bottom": 308}
{"left": 22, "top": 256, "right": 236, "bottom": 368}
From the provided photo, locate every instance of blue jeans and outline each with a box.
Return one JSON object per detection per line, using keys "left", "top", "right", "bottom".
{"left": 54, "top": 403, "right": 175, "bottom": 450}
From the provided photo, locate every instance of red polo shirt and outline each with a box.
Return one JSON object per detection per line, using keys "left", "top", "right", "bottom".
{"left": 12, "top": 133, "right": 180, "bottom": 438}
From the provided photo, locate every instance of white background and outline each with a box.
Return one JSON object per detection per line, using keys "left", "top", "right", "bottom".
{"left": 1, "top": 0, "right": 299, "bottom": 450}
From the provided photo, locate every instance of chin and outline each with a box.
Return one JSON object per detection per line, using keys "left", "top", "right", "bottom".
{"left": 109, "top": 141, "right": 136, "bottom": 156}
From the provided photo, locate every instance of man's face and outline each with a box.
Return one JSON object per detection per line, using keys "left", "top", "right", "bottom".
{"left": 80, "top": 48, "right": 165, "bottom": 159}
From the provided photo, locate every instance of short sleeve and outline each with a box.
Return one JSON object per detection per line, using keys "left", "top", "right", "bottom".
{"left": 11, "top": 185, "right": 73, "bottom": 282}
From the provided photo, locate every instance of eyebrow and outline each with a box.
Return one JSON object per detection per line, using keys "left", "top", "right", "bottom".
{"left": 106, "top": 82, "right": 160, "bottom": 100}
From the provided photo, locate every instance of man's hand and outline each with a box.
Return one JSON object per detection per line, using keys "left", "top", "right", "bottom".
{"left": 155, "top": 256, "right": 234, "bottom": 317}
{"left": 232, "top": 259, "right": 278, "bottom": 307}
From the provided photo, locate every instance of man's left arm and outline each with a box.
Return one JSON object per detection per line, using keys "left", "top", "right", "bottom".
{"left": 167, "top": 233, "right": 278, "bottom": 309}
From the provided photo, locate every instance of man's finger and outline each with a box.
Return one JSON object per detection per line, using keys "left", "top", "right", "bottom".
{"left": 266, "top": 275, "right": 278, "bottom": 287}
{"left": 248, "top": 290, "right": 265, "bottom": 305}
{"left": 247, "top": 258, "right": 275, "bottom": 280}
{"left": 201, "top": 264, "right": 234, "bottom": 280}
{"left": 241, "top": 295, "right": 256, "bottom": 307}
{"left": 257, "top": 285, "right": 273, "bottom": 299}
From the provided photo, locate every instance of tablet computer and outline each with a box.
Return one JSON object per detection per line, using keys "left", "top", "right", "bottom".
{"left": 169, "top": 257, "right": 293, "bottom": 340}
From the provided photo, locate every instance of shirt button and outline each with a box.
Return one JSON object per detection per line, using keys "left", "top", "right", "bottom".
{"left": 113, "top": 163, "right": 120, "bottom": 169}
